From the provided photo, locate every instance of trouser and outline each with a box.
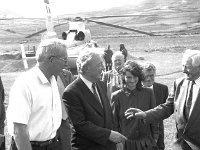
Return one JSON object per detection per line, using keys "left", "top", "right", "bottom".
{"left": 10, "top": 136, "right": 61, "bottom": 150}
{"left": 0, "top": 134, "right": 5, "bottom": 150}
{"left": 58, "top": 119, "right": 72, "bottom": 150}
{"left": 105, "top": 63, "right": 112, "bottom": 71}
{"left": 0, "top": 125, "right": 5, "bottom": 150}
{"left": 157, "top": 122, "right": 165, "bottom": 150}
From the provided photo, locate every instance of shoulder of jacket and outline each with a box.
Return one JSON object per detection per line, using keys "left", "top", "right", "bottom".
{"left": 154, "top": 82, "right": 168, "bottom": 88}
{"left": 175, "top": 77, "right": 185, "bottom": 85}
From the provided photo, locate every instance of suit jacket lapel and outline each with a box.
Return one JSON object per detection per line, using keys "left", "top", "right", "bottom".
{"left": 185, "top": 86, "right": 200, "bottom": 131}
{"left": 96, "top": 82, "right": 112, "bottom": 129}
{"left": 77, "top": 78, "right": 104, "bottom": 117}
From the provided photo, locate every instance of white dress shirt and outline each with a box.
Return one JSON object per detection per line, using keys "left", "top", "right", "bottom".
{"left": 7, "top": 66, "right": 62, "bottom": 141}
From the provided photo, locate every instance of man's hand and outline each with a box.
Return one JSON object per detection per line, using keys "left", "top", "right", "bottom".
{"left": 116, "top": 142, "right": 124, "bottom": 150}
{"left": 124, "top": 108, "right": 146, "bottom": 119}
{"left": 109, "top": 130, "right": 127, "bottom": 144}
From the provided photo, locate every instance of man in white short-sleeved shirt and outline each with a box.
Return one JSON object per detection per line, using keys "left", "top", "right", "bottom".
{"left": 7, "top": 38, "right": 68, "bottom": 150}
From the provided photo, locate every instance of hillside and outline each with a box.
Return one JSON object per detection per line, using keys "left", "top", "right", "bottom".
{"left": 0, "top": 0, "right": 199, "bottom": 43}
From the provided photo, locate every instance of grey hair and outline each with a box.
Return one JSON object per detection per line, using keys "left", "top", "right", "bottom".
{"left": 142, "top": 62, "right": 156, "bottom": 73}
{"left": 36, "top": 38, "right": 67, "bottom": 62}
{"left": 182, "top": 49, "right": 200, "bottom": 67}
{"left": 76, "top": 48, "right": 104, "bottom": 74}
{"left": 111, "top": 51, "right": 124, "bottom": 63}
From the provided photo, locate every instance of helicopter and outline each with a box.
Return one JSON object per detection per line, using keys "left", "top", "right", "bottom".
{"left": 0, "top": 0, "right": 156, "bottom": 75}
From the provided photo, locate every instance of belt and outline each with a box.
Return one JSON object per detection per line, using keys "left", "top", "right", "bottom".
{"left": 30, "top": 134, "right": 59, "bottom": 147}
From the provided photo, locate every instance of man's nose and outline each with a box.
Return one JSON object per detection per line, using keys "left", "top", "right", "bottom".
{"left": 183, "top": 66, "right": 187, "bottom": 72}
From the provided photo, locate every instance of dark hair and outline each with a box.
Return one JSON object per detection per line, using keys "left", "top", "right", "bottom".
{"left": 121, "top": 61, "right": 143, "bottom": 90}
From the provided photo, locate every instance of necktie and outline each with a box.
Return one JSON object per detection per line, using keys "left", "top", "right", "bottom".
{"left": 185, "top": 81, "right": 195, "bottom": 120}
{"left": 92, "top": 83, "right": 103, "bottom": 107}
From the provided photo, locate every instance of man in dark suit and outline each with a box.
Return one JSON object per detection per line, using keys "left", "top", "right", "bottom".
{"left": 142, "top": 63, "right": 168, "bottom": 150}
{"left": 0, "top": 76, "right": 5, "bottom": 149}
{"left": 125, "top": 49, "right": 200, "bottom": 150}
{"left": 63, "top": 48, "right": 127, "bottom": 150}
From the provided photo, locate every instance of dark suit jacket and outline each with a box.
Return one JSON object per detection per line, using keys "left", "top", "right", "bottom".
{"left": 153, "top": 82, "right": 168, "bottom": 149}
{"left": 146, "top": 78, "right": 200, "bottom": 149}
{"left": 0, "top": 76, "right": 5, "bottom": 132}
{"left": 62, "top": 77, "right": 116, "bottom": 150}
{"left": 153, "top": 82, "right": 168, "bottom": 106}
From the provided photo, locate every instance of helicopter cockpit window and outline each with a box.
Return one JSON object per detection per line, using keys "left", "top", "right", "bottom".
{"left": 62, "top": 32, "right": 67, "bottom": 40}
{"left": 75, "top": 31, "right": 85, "bottom": 41}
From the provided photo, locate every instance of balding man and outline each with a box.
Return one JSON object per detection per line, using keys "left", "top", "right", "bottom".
{"left": 125, "top": 49, "right": 200, "bottom": 150}
{"left": 63, "top": 48, "right": 127, "bottom": 150}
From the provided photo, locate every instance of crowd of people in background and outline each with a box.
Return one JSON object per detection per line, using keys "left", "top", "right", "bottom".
{"left": 1, "top": 38, "right": 200, "bottom": 150}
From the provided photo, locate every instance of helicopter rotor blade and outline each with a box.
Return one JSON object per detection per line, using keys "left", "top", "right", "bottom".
{"left": 87, "top": 14, "right": 155, "bottom": 20}
{"left": 25, "top": 22, "right": 69, "bottom": 38}
{"left": 87, "top": 19, "right": 155, "bottom": 36}
{"left": 25, "top": 29, "right": 47, "bottom": 38}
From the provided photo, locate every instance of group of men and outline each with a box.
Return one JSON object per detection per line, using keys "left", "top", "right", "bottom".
{"left": 103, "top": 43, "right": 128, "bottom": 72}
{"left": 4, "top": 37, "right": 200, "bottom": 150}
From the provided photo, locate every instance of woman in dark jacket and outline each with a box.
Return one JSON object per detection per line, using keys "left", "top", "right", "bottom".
{"left": 111, "top": 61, "right": 158, "bottom": 150}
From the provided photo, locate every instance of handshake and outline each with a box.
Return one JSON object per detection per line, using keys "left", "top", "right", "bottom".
{"left": 124, "top": 108, "right": 146, "bottom": 119}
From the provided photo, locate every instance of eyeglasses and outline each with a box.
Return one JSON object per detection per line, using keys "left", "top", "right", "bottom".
{"left": 51, "top": 56, "right": 68, "bottom": 64}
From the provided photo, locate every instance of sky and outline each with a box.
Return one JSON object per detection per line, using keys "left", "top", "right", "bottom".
{"left": 0, "top": 0, "right": 147, "bottom": 18}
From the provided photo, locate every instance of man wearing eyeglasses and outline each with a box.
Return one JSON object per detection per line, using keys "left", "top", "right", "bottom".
{"left": 7, "top": 38, "right": 68, "bottom": 150}
{"left": 142, "top": 62, "right": 168, "bottom": 150}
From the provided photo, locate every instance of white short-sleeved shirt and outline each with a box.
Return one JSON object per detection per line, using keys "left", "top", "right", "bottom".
{"left": 7, "top": 66, "right": 62, "bottom": 141}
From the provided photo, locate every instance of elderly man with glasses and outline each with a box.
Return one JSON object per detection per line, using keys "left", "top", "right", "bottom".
{"left": 7, "top": 38, "right": 68, "bottom": 150}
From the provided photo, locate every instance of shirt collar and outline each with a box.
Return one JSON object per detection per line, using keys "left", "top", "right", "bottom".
{"left": 149, "top": 85, "right": 153, "bottom": 89}
{"left": 80, "top": 74, "right": 93, "bottom": 90}
{"left": 142, "top": 84, "right": 153, "bottom": 89}
{"left": 194, "top": 76, "right": 200, "bottom": 86}
{"left": 34, "top": 66, "right": 50, "bottom": 84}
{"left": 122, "top": 86, "right": 137, "bottom": 97}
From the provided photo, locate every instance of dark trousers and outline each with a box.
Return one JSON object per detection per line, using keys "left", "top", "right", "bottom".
{"left": 10, "top": 137, "right": 61, "bottom": 150}
{"left": 0, "top": 134, "right": 5, "bottom": 150}
{"left": 105, "top": 63, "right": 112, "bottom": 71}
{"left": 157, "top": 122, "right": 165, "bottom": 150}
{"left": 58, "top": 119, "right": 72, "bottom": 150}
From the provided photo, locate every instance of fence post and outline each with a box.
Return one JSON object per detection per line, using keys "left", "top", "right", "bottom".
{"left": 20, "top": 43, "right": 29, "bottom": 69}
